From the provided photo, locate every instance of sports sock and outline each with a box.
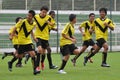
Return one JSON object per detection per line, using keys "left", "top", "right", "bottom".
{"left": 73, "top": 52, "right": 82, "bottom": 60}
{"left": 17, "top": 58, "right": 22, "bottom": 64}
{"left": 47, "top": 53, "right": 53, "bottom": 66}
{"left": 59, "top": 60, "right": 67, "bottom": 70}
{"left": 36, "top": 53, "right": 40, "bottom": 67}
{"left": 10, "top": 57, "right": 17, "bottom": 64}
{"left": 41, "top": 54, "right": 45, "bottom": 63}
{"left": 102, "top": 52, "right": 107, "bottom": 64}
{"left": 31, "top": 57, "right": 37, "bottom": 70}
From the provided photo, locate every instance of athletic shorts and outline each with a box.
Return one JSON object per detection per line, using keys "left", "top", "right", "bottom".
{"left": 82, "top": 39, "right": 95, "bottom": 47}
{"left": 17, "top": 43, "right": 35, "bottom": 54}
{"left": 36, "top": 38, "right": 49, "bottom": 49}
{"left": 96, "top": 38, "right": 106, "bottom": 48}
{"left": 13, "top": 45, "right": 18, "bottom": 50}
{"left": 60, "top": 44, "right": 78, "bottom": 56}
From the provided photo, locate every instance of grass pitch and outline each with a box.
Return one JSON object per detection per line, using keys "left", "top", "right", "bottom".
{"left": 0, "top": 52, "right": 120, "bottom": 80}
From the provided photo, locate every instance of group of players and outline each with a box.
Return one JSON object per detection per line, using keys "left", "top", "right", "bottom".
{"left": 2, "top": 6, "right": 115, "bottom": 75}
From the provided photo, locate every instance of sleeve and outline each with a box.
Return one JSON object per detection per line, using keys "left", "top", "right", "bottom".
{"left": 9, "top": 27, "right": 13, "bottom": 34}
{"left": 15, "top": 19, "right": 23, "bottom": 29}
{"left": 109, "top": 20, "right": 115, "bottom": 29}
{"left": 61, "top": 23, "right": 69, "bottom": 35}
{"left": 80, "top": 21, "right": 86, "bottom": 28}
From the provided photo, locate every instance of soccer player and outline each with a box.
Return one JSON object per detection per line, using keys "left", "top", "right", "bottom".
{"left": 58, "top": 14, "right": 80, "bottom": 74}
{"left": 40, "top": 11, "right": 58, "bottom": 70}
{"left": 2, "top": 17, "right": 23, "bottom": 67}
{"left": 83, "top": 8, "right": 115, "bottom": 67}
{"left": 34, "top": 6, "right": 55, "bottom": 72}
{"left": 71, "top": 13, "right": 97, "bottom": 66}
{"left": 9, "top": 10, "right": 39, "bottom": 75}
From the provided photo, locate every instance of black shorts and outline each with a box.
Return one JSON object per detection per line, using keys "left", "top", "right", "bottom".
{"left": 13, "top": 45, "right": 18, "bottom": 50}
{"left": 36, "top": 38, "right": 49, "bottom": 49}
{"left": 82, "top": 39, "right": 95, "bottom": 47}
{"left": 17, "top": 43, "right": 35, "bottom": 54}
{"left": 96, "top": 38, "right": 106, "bottom": 48}
{"left": 60, "top": 44, "right": 78, "bottom": 56}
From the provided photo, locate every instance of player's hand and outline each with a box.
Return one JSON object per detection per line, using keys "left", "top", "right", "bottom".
{"left": 82, "top": 33, "right": 85, "bottom": 36}
{"left": 89, "top": 29, "right": 93, "bottom": 34}
{"left": 33, "top": 38, "right": 38, "bottom": 42}
{"left": 71, "top": 38, "right": 77, "bottom": 44}
{"left": 9, "top": 35, "right": 13, "bottom": 40}
{"left": 104, "top": 22, "right": 109, "bottom": 27}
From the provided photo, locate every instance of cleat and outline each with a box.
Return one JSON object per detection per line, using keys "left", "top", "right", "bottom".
{"left": 2, "top": 53, "right": 7, "bottom": 60}
{"left": 33, "top": 67, "right": 41, "bottom": 75}
{"left": 49, "top": 65, "right": 58, "bottom": 69}
{"left": 83, "top": 56, "right": 88, "bottom": 66}
{"left": 101, "top": 63, "right": 110, "bottom": 67}
{"left": 41, "top": 62, "right": 45, "bottom": 70}
{"left": 88, "top": 58, "right": 93, "bottom": 63}
{"left": 71, "top": 59, "right": 76, "bottom": 66}
{"left": 58, "top": 70, "right": 67, "bottom": 74}
{"left": 8, "top": 61, "right": 12, "bottom": 72}
{"left": 15, "top": 63, "right": 23, "bottom": 67}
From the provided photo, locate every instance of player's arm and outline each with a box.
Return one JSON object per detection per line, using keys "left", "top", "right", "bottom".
{"left": 62, "top": 33, "right": 76, "bottom": 43}
{"left": 31, "top": 30, "right": 38, "bottom": 42}
{"left": 104, "top": 20, "right": 115, "bottom": 30}
{"left": 10, "top": 27, "right": 17, "bottom": 40}
{"left": 79, "top": 26, "right": 85, "bottom": 36}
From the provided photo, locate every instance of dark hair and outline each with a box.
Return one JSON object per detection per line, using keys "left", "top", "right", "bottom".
{"left": 29, "top": 10, "right": 36, "bottom": 17}
{"left": 15, "top": 17, "right": 22, "bottom": 23}
{"left": 40, "top": 6, "right": 49, "bottom": 11}
{"left": 99, "top": 8, "right": 107, "bottom": 15}
{"left": 49, "top": 11, "right": 55, "bottom": 15}
{"left": 89, "top": 13, "right": 95, "bottom": 17}
{"left": 69, "top": 14, "right": 76, "bottom": 22}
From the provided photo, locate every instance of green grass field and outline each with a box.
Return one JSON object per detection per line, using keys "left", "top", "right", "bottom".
{"left": 0, "top": 52, "right": 120, "bottom": 80}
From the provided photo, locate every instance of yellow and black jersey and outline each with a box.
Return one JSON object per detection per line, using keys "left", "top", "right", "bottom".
{"left": 80, "top": 21, "right": 95, "bottom": 41}
{"left": 15, "top": 19, "right": 36, "bottom": 45}
{"left": 34, "top": 14, "right": 54, "bottom": 40}
{"left": 60, "top": 23, "right": 75, "bottom": 46}
{"left": 9, "top": 26, "right": 18, "bottom": 45}
{"left": 94, "top": 18, "right": 115, "bottom": 41}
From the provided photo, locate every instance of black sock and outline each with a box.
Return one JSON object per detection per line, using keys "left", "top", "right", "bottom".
{"left": 17, "top": 58, "right": 22, "bottom": 64}
{"left": 47, "top": 53, "right": 53, "bottom": 67}
{"left": 59, "top": 60, "right": 67, "bottom": 70}
{"left": 73, "top": 52, "right": 82, "bottom": 60}
{"left": 102, "top": 52, "right": 107, "bottom": 64}
{"left": 10, "top": 56, "right": 17, "bottom": 64}
{"left": 36, "top": 53, "right": 40, "bottom": 67}
{"left": 41, "top": 54, "right": 46, "bottom": 63}
{"left": 5, "top": 52, "right": 14, "bottom": 56}
{"left": 31, "top": 57, "right": 37, "bottom": 70}
{"left": 87, "top": 52, "right": 95, "bottom": 59}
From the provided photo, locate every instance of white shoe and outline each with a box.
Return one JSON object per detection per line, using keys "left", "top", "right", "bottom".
{"left": 58, "top": 70, "right": 67, "bottom": 74}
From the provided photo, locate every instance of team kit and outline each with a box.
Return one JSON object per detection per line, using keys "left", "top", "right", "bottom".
{"left": 2, "top": 6, "right": 115, "bottom": 75}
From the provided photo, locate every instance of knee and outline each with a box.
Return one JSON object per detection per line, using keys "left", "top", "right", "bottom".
{"left": 63, "top": 55, "right": 70, "bottom": 61}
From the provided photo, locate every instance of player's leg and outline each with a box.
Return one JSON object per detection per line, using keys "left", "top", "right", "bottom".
{"left": 8, "top": 50, "right": 18, "bottom": 71}
{"left": 16, "top": 58, "right": 23, "bottom": 67}
{"left": 58, "top": 45, "right": 71, "bottom": 74}
{"left": 101, "top": 42, "right": 110, "bottom": 67}
{"left": 2, "top": 52, "right": 14, "bottom": 59}
{"left": 28, "top": 50, "right": 40, "bottom": 75}
{"left": 46, "top": 46, "right": 58, "bottom": 69}
{"left": 83, "top": 39, "right": 102, "bottom": 66}
{"left": 71, "top": 45, "right": 87, "bottom": 66}
{"left": 24, "top": 53, "right": 30, "bottom": 64}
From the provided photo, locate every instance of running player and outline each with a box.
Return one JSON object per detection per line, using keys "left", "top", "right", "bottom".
{"left": 40, "top": 11, "right": 58, "bottom": 70}
{"left": 71, "top": 13, "right": 97, "bottom": 66}
{"left": 58, "top": 14, "right": 80, "bottom": 74}
{"left": 9, "top": 10, "right": 40, "bottom": 75}
{"left": 83, "top": 8, "right": 115, "bottom": 67}
{"left": 34, "top": 6, "right": 55, "bottom": 72}
{"left": 2, "top": 17, "right": 23, "bottom": 67}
